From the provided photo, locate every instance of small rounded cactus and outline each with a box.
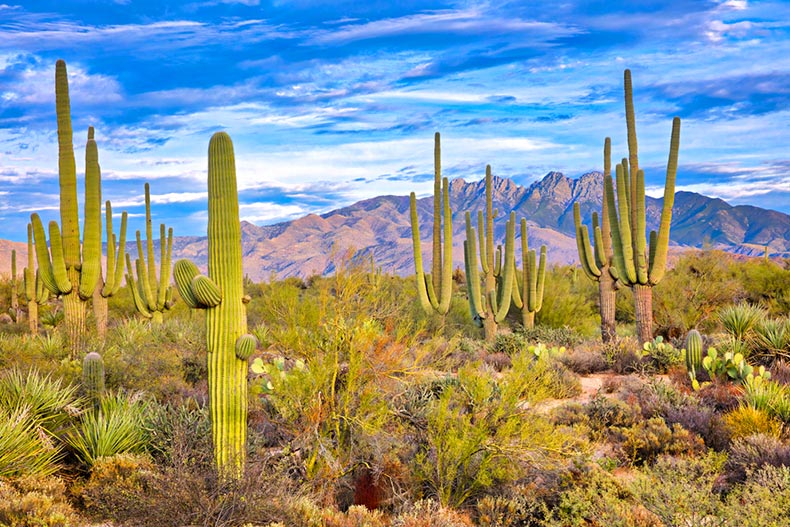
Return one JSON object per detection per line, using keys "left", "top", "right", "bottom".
{"left": 82, "top": 351, "right": 105, "bottom": 410}
{"left": 685, "top": 329, "right": 703, "bottom": 375}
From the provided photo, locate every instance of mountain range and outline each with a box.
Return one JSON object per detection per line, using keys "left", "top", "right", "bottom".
{"left": 3, "top": 172, "right": 790, "bottom": 282}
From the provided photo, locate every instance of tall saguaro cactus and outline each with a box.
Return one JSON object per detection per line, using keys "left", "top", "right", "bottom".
{"left": 511, "top": 219, "right": 546, "bottom": 329}
{"left": 10, "top": 250, "right": 19, "bottom": 322}
{"left": 173, "top": 132, "right": 255, "bottom": 477}
{"left": 605, "top": 69, "right": 681, "bottom": 343}
{"left": 31, "top": 63, "right": 103, "bottom": 352}
{"left": 574, "top": 138, "right": 617, "bottom": 342}
{"left": 463, "top": 168, "right": 515, "bottom": 341}
{"left": 23, "top": 224, "right": 47, "bottom": 335}
{"left": 409, "top": 132, "right": 453, "bottom": 317}
{"left": 126, "top": 184, "right": 174, "bottom": 324}
{"left": 93, "top": 201, "right": 128, "bottom": 338}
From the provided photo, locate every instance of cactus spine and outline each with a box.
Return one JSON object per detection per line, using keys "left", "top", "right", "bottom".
{"left": 574, "top": 138, "right": 617, "bottom": 342}
{"left": 82, "top": 351, "right": 105, "bottom": 411}
{"left": 604, "top": 69, "right": 681, "bottom": 344}
{"left": 685, "top": 329, "right": 703, "bottom": 376}
{"left": 23, "top": 224, "right": 47, "bottom": 335}
{"left": 126, "top": 183, "right": 174, "bottom": 324}
{"left": 511, "top": 219, "right": 546, "bottom": 329}
{"left": 92, "top": 201, "right": 127, "bottom": 339}
{"left": 463, "top": 167, "right": 515, "bottom": 341}
{"left": 173, "top": 132, "right": 255, "bottom": 477}
{"left": 31, "top": 63, "right": 104, "bottom": 353}
{"left": 409, "top": 132, "right": 453, "bottom": 316}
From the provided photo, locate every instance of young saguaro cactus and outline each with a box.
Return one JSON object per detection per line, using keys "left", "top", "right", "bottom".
{"left": 173, "top": 132, "right": 255, "bottom": 477}
{"left": 511, "top": 219, "right": 546, "bottom": 329}
{"left": 605, "top": 69, "right": 681, "bottom": 344}
{"left": 93, "top": 201, "right": 128, "bottom": 338}
{"left": 685, "top": 329, "right": 703, "bottom": 376}
{"left": 464, "top": 168, "right": 515, "bottom": 341}
{"left": 574, "top": 138, "right": 617, "bottom": 343}
{"left": 82, "top": 351, "right": 105, "bottom": 411}
{"left": 10, "top": 250, "right": 19, "bottom": 323}
{"left": 126, "top": 184, "right": 174, "bottom": 324}
{"left": 409, "top": 132, "right": 454, "bottom": 317}
{"left": 31, "top": 63, "right": 103, "bottom": 353}
{"left": 23, "top": 224, "right": 48, "bottom": 335}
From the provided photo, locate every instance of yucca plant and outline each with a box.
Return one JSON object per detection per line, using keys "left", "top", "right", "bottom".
{"left": 66, "top": 390, "right": 148, "bottom": 468}
{"left": 0, "top": 406, "right": 62, "bottom": 477}
{"left": 0, "top": 368, "right": 79, "bottom": 436}
{"left": 719, "top": 303, "right": 766, "bottom": 342}
{"left": 754, "top": 318, "right": 790, "bottom": 360}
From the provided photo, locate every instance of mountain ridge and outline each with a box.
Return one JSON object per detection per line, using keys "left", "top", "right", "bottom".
{"left": 2, "top": 172, "right": 789, "bottom": 281}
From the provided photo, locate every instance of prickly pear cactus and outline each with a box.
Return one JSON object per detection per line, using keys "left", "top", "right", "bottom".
{"left": 173, "top": 132, "right": 256, "bottom": 477}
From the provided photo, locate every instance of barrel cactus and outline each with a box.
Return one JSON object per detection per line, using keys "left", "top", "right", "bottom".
{"left": 173, "top": 132, "right": 255, "bottom": 477}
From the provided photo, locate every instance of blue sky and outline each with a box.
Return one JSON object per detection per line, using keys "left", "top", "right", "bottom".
{"left": 1, "top": 0, "right": 789, "bottom": 242}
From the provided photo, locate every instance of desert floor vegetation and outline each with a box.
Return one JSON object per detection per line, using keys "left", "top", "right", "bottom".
{"left": 2, "top": 249, "right": 790, "bottom": 526}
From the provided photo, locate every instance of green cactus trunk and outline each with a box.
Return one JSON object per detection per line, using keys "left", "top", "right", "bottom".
{"left": 82, "top": 351, "right": 105, "bottom": 411}
{"left": 24, "top": 224, "right": 40, "bottom": 334}
{"left": 174, "top": 133, "right": 254, "bottom": 478}
{"left": 685, "top": 329, "right": 703, "bottom": 374}
{"left": 10, "top": 250, "right": 19, "bottom": 323}
{"left": 633, "top": 284, "right": 652, "bottom": 344}
{"left": 599, "top": 273, "right": 617, "bottom": 343}
{"left": 409, "top": 132, "right": 454, "bottom": 319}
{"left": 93, "top": 268, "right": 108, "bottom": 340}
{"left": 63, "top": 267, "right": 86, "bottom": 352}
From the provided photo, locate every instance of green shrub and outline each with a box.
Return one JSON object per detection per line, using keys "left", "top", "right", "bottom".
{"left": 0, "top": 368, "right": 79, "bottom": 436}
{"left": 724, "top": 464, "right": 790, "bottom": 525}
{"left": 616, "top": 417, "right": 705, "bottom": 465}
{"left": 80, "top": 453, "right": 156, "bottom": 522}
{"left": 392, "top": 499, "right": 473, "bottom": 527}
{"left": 719, "top": 303, "right": 766, "bottom": 343}
{"left": 630, "top": 452, "right": 727, "bottom": 526}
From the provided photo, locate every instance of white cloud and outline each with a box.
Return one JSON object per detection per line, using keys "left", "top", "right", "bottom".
{"left": 239, "top": 202, "right": 305, "bottom": 223}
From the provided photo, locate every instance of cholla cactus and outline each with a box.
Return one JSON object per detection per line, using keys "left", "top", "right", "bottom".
{"left": 173, "top": 132, "right": 255, "bottom": 477}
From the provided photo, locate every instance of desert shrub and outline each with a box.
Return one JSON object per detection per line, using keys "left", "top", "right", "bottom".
{"left": 545, "top": 466, "right": 655, "bottom": 527}
{"left": 724, "top": 434, "right": 790, "bottom": 485}
{"left": 663, "top": 404, "right": 729, "bottom": 451}
{"left": 724, "top": 464, "right": 790, "bottom": 525}
{"left": 79, "top": 452, "right": 156, "bottom": 521}
{"left": 66, "top": 391, "right": 149, "bottom": 469}
{"left": 696, "top": 381, "right": 743, "bottom": 412}
{"left": 411, "top": 358, "right": 582, "bottom": 508}
{"left": 736, "top": 257, "right": 790, "bottom": 316}
{"left": 517, "top": 325, "right": 584, "bottom": 348}
{"left": 490, "top": 332, "right": 528, "bottom": 356}
{"left": 722, "top": 406, "right": 782, "bottom": 440}
{"left": 630, "top": 452, "right": 727, "bottom": 526}
{"left": 585, "top": 393, "right": 639, "bottom": 432}
{"left": 615, "top": 417, "right": 705, "bottom": 465}
{"left": 80, "top": 453, "right": 301, "bottom": 527}
{"left": 475, "top": 491, "right": 550, "bottom": 527}
{"left": 550, "top": 402, "right": 589, "bottom": 427}
{"left": 144, "top": 400, "right": 212, "bottom": 467}
{"left": 392, "top": 499, "right": 473, "bottom": 527}
{"left": 535, "top": 266, "right": 599, "bottom": 337}
{"left": 0, "top": 475, "right": 79, "bottom": 527}
{"left": 558, "top": 348, "right": 608, "bottom": 375}
{"left": 599, "top": 337, "right": 646, "bottom": 374}
{"left": 652, "top": 250, "right": 743, "bottom": 337}
{"left": 641, "top": 336, "right": 683, "bottom": 373}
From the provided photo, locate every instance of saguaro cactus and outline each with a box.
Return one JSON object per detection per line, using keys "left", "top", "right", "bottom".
{"left": 31, "top": 63, "right": 103, "bottom": 352}
{"left": 82, "top": 351, "right": 105, "bottom": 411}
{"left": 511, "top": 219, "right": 546, "bottom": 329}
{"left": 173, "top": 132, "right": 255, "bottom": 477}
{"left": 23, "top": 224, "right": 48, "bottom": 335}
{"left": 93, "top": 201, "right": 127, "bottom": 338}
{"left": 464, "top": 168, "right": 515, "bottom": 341}
{"left": 409, "top": 132, "right": 453, "bottom": 317}
{"left": 10, "top": 250, "right": 19, "bottom": 322}
{"left": 605, "top": 69, "right": 681, "bottom": 344}
{"left": 574, "top": 138, "right": 617, "bottom": 342}
{"left": 126, "top": 184, "right": 174, "bottom": 324}
{"left": 685, "top": 329, "right": 703, "bottom": 375}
